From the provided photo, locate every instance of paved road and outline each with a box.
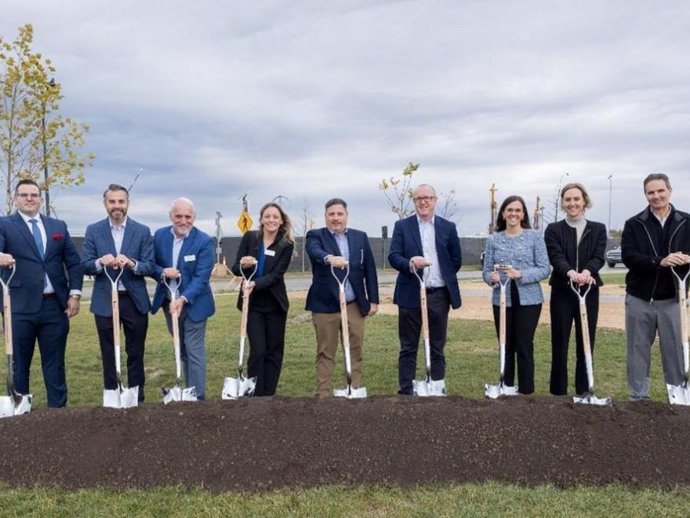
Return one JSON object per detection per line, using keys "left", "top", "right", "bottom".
{"left": 282, "top": 265, "right": 626, "bottom": 292}
{"left": 79, "top": 265, "right": 627, "bottom": 300}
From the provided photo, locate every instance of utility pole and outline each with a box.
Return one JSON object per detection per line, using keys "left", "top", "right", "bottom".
{"left": 489, "top": 183, "right": 497, "bottom": 234}
{"left": 607, "top": 174, "right": 613, "bottom": 237}
{"left": 533, "top": 196, "right": 542, "bottom": 230}
{"left": 214, "top": 211, "right": 223, "bottom": 264}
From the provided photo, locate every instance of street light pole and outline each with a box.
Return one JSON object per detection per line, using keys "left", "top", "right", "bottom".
{"left": 42, "top": 78, "right": 56, "bottom": 216}
{"left": 272, "top": 195, "right": 290, "bottom": 209}
{"left": 41, "top": 105, "right": 48, "bottom": 215}
{"left": 607, "top": 174, "right": 613, "bottom": 237}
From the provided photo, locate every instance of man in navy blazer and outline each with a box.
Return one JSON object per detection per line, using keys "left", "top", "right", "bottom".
{"left": 306, "top": 198, "right": 379, "bottom": 397}
{"left": 0, "top": 179, "right": 83, "bottom": 407}
{"left": 388, "top": 184, "right": 462, "bottom": 395}
{"left": 151, "top": 197, "right": 215, "bottom": 400}
{"left": 81, "top": 184, "right": 155, "bottom": 402}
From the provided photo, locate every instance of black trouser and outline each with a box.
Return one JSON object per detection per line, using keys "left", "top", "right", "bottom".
{"left": 246, "top": 309, "right": 288, "bottom": 396}
{"left": 95, "top": 292, "right": 148, "bottom": 401}
{"left": 491, "top": 303, "right": 541, "bottom": 394}
{"left": 398, "top": 289, "right": 451, "bottom": 395}
{"left": 549, "top": 286, "right": 599, "bottom": 395}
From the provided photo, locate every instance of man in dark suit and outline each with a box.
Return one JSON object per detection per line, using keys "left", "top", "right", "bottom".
{"left": 306, "top": 198, "right": 379, "bottom": 397}
{"left": 0, "top": 179, "right": 83, "bottom": 407}
{"left": 388, "top": 184, "right": 462, "bottom": 395}
{"left": 151, "top": 197, "right": 215, "bottom": 400}
{"left": 81, "top": 184, "right": 155, "bottom": 402}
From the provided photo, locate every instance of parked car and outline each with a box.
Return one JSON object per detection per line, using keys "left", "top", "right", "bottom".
{"left": 606, "top": 246, "right": 622, "bottom": 268}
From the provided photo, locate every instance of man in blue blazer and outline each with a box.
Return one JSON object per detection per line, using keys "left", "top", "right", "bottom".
{"left": 0, "top": 179, "right": 83, "bottom": 407}
{"left": 306, "top": 198, "right": 379, "bottom": 397}
{"left": 388, "top": 184, "right": 462, "bottom": 395}
{"left": 151, "top": 198, "right": 215, "bottom": 400}
{"left": 81, "top": 184, "right": 155, "bottom": 402}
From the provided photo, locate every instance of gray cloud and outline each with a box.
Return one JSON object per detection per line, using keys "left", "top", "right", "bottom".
{"left": 2, "top": 0, "right": 689, "bottom": 238}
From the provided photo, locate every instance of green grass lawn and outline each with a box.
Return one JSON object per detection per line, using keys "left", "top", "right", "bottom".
{"left": 2, "top": 285, "right": 688, "bottom": 517}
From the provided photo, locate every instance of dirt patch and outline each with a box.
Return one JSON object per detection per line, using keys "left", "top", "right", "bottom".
{"left": 0, "top": 396, "right": 688, "bottom": 492}
{"left": 0, "top": 280, "right": 649, "bottom": 493}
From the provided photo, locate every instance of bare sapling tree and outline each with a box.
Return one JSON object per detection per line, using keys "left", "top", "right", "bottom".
{"left": 437, "top": 188, "right": 459, "bottom": 222}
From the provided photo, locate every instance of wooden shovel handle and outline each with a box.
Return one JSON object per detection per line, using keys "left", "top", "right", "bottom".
{"left": 171, "top": 305, "right": 182, "bottom": 380}
{"left": 680, "top": 288, "right": 688, "bottom": 350}
{"left": 579, "top": 300, "right": 592, "bottom": 357}
{"left": 240, "top": 286, "right": 250, "bottom": 339}
{"left": 499, "top": 282, "right": 506, "bottom": 350}
{"left": 1, "top": 266, "right": 15, "bottom": 356}
{"left": 111, "top": 285, "right": 121, "bottom": 349}
{"left": 339, "top": 285, "right": 350, "bottom": 350}
{"left": 420, "top": 284, "right": 429, "bottom": 342}
{"left": 3, "top": 292, "right": 11, "bottom": 356}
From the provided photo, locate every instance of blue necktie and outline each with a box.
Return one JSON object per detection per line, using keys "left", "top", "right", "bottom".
{"left": 29, "top": 218, "right": 44, "bottom": 258}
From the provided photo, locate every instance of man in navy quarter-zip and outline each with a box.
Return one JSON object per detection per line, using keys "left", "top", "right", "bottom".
{"left": 621, "top": 173, "right": 690, "bottom": 401}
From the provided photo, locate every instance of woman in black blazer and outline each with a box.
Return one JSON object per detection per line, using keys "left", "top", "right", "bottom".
{"left": 544, "top": 183, "right": 607, "bottom": 396}
{"left": 232, "top": 202, "right": 294, "bottom": 396}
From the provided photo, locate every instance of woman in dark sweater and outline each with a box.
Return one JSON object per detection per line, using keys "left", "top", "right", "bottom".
{"left": 232, "top": 202, "right": 294, "bottom": 396}
{"left": 544, "top": 183, "right": 607, "bottom": 396}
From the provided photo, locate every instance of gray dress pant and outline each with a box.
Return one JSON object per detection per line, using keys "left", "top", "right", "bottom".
{"left": 625, "top": 294, "right": 685, "bottom": 399}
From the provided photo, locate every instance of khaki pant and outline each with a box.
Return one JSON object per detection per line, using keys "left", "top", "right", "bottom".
{"left": 312, "top": 303, "right": 365, "bottom": 397}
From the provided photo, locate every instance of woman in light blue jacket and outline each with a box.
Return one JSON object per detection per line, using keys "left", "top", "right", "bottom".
{"left": 482, "top": 195, "right": 550, "bottom": 394}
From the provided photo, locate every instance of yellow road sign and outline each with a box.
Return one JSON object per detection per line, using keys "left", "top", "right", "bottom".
{"left": 237, "top": 210, "right": 253, "bottom": 234}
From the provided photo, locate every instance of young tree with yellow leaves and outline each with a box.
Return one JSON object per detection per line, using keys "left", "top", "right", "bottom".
{"left": 378, "top": 161, "right": 419, "bottom": 219}
{"left": 0, "top": 24, "right": 94, "bottom": 215}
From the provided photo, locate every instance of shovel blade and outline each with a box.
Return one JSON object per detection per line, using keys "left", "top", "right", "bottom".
{"left": 333, "top": 385, "right": 367, "bottom": 399}
{"left": 573, "top": 393, "right": 612, "bottom": 406}
{"left": 0, "top": 397, "right": 14, "bottom": 418}
{"left": 500, "top": 384, "right": 520, "bottom": 396}
{"left": 103, "top": 389, "right": 120, "bottom": 408}
{"left": 485, "top": 382, "right": 519, "bottom": 399}
{"left": 103, "top": 386, "right": 139, "bottom": 409}
{"left": 0, "top": 392, "right": 32, "bottom": 418}
{"left": 666, "top": 383, "right": 690, "bottom": 405}
{"left": 162, "top": 385, "right": 198, "bottom": 404}
{"left": 484, "top": 383, "right": 501, "bottom": 399}
{"left": 413, "top": 378, "right": 447, "bottom": 397}
{"left": 221, "top": 376, "right": 256, "bottom": 400}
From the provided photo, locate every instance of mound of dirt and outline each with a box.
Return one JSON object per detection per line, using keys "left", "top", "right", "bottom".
{"left": 1, "top": 396, "right": 688, "bottom": 492}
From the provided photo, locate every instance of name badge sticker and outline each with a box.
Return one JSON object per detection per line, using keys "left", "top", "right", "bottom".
{"left": 265, "top": 249, "right": 276, "bottom": 257}
{"left": 184, "top": 254, "right": 196, "bottom": 262}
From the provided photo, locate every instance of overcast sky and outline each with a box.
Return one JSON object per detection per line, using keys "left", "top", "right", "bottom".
{"left": 2, "top": 1, "right": 689, "bottom": 238}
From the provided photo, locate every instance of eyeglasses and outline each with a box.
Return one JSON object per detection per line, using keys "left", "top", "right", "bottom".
{"left": 16, "top": 193, "right": 41, "bottom": 199}
{"left": 413, "top": 196, "right": 436, "bottom": 203}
